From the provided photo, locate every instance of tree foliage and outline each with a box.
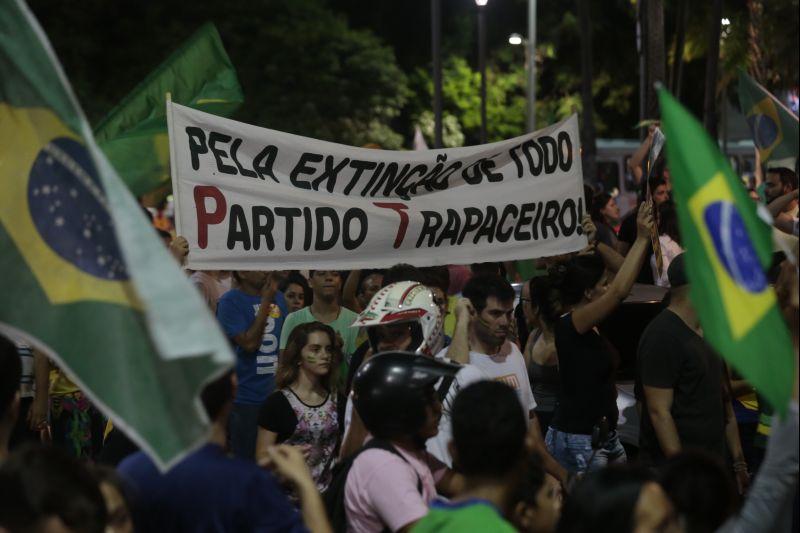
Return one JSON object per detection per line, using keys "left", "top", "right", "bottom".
{"left": 28, "top": 0, "right": 797, "bottom": 151}
{"left": 29, "top": 0, "right": 410, "bottom": 148}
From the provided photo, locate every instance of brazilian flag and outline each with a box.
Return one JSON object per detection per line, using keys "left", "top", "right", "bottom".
{"left": 738, "top": 70, "right": 799, "bottom": 163}
{"left": 94, "top": 23, "right": 243, "bottom": 196}
{"left": 659, "top": 88, "right": 794, "bottom": 416}
{"left": 0, "top": 0, "right": 233, "bottom": 467}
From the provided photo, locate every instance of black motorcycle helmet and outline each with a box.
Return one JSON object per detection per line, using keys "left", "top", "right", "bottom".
{"left": 352, "top": 351, "right": 460, "bottom": 441}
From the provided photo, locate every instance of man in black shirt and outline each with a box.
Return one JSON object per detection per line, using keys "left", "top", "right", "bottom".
{"left": 637, "top": 254, "right": 749, "bottom": 488}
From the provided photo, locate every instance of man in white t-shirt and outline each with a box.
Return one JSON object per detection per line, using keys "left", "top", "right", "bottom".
{"left": 440, "top": 274, "right": 567, "bottom": 486}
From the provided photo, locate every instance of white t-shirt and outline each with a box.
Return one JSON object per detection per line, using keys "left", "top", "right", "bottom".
{"left": 650, "top": 235, "right": 683, "bottom": 287}
{"left": 425, "top": 356, "right": 487, "bottom": 467}
{"left": 437, "top": 341, "right": 537, "bottom": 417}
{"left": 343, "top": 356, "right": 487, "bottom": 468}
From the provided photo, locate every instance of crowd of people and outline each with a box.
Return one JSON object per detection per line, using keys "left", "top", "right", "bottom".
{"left": 0, "top": 147, "right": 798, "bottom": 533}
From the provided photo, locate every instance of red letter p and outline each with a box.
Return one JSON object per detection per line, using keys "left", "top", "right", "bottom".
{"left": 194, "top": 186, "right": 227, "bottom": 249}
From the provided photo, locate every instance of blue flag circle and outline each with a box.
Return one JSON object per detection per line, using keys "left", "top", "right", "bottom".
{"left": 28, "top": 137, "right": 129, "bottom": 281}
{"left": 747, "top": 114, "right": 779, "bottom": 150}
{"left": 703, "top": 201, "right": 766, "bottom": 293}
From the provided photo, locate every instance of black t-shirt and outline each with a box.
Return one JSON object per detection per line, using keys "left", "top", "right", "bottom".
{"left": 551, "top": 314, "right": 619, "bottom": 434}
{"left": 637, "top": 309, "right": 726, "bottom": 464}
{"left": 595, "top": 221, "right": 619, "bottom": 250}
{"left": 258, "top": 391, "right": 299, "bottom": 442}
{"left": 618, "top": 207, "right": 655, "bottom": 284}
{"left": 345, "top": 341, "right": 370, "bottom": 396}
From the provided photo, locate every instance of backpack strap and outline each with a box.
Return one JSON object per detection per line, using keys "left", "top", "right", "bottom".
{"left": 437, "top": 375, "right": 455, "bottom": 403}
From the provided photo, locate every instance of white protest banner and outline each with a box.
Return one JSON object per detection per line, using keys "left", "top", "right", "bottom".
{"left": 167, "top": 102, "right": 588, "bottom": 270}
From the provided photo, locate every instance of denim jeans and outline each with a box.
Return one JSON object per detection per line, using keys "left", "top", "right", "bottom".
{"left": 545, "top": 426, "right": 627, "bottom": 474}
{"left": 228, "top": 403, "right": 262, "bottom": 461}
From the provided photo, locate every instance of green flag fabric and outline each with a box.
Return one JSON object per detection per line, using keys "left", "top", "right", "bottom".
{"left": 0, "top": 0, "right": 233, "bottom": 468}
{"left": 738, "top": 70, "right": 799, "bottom": 164}
{"left": 94, "top": 22, "right": 243, "bottom": 196}
{"left": 659, "top": 88, "right": 794, "bottom": 416}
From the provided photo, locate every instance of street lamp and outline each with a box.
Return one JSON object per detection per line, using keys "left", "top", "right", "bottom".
{"left": 507, "top": 5, "right": 537, "bottom": 133}
{"left": 476, "top": 0, "right": 488, "bottom": 144}
{"left": 507, "top": 31, "right": 535, "bottom": 133}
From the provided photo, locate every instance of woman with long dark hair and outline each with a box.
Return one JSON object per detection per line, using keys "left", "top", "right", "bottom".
{"left": 256, "top": 322, "right": 342, "bottom": 493}
{"left": 542, "top": 202, "right": 654, "bottom": 474}
{"left": 522, "top": 276, "right": 561, "bottom": 436}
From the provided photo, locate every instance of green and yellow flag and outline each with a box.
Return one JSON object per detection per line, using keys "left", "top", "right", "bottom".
{"left": 738, "top": 70, "right": 799, "bottom": 164}
{"left": 659, "top": 88, "right": 794, "bottom": 416}
{"left": 0, "top": 0, "right": 233, "bottom": 467}
{"left": 94, "top": 22, "right": 243, "bottom": 196}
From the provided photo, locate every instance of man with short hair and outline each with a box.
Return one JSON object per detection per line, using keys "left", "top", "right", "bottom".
{"left": 413, "top": 381, "right": 527, "bottom": 532}
{"left": 443, "top": 275, "right": 534, "bottom": 411}
{"left": 280, "top": 270, "right": 359, "bottom": 368}
{"left": 441, "top": 274, "right": 567, "bottom": 486}
{"left": 764, "top": 167, "right": 798, "bottom": 234}
{"left": 216, "top": 271, "right": 287, "bottom": 460}
{"left": 638, "top": 254, "right": 749, "bottom": 491}
{"left": 764, "top": 167, "right": 798, "bottom": 210}
{"left": 118, "top": 372, "right": 327, "bottom": 532}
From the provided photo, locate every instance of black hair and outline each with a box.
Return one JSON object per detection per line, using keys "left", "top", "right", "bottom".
{"left": 280, "top": 272, "right": 313, "bottom": 306}
{"left": 156, "top": 229, "right": 172, "bottom": 241}
{"left": 768, "top": 167, "right": 798, "bottom": 190}
{"left": 590, "top": 193, "right": 613, "bottom": 223}
{"left": 659, "top": 451, "right": 737, "bottom": 533}
{"left": 419, "top": 266, "right": 450, "bottom": 294}
{"left": 462, "top": 274, "right": 515, "bottom": 314}
{"left": 541, "top": 255, "right": 605, "bottom": 324}
{"left": 528, "top": 275, "right": 556, "bottom": 316}
{"left": 0, "top": 334, "right": 21, "bottom": 419}
{"left": 382, "top": 263, "right": 427, "bottom": 287}
{"left": 200, "top": 370, "right": 234, "bottom": 421}
{"left": 648, "top": 175, "right": 667, "bottom": 192}
{"left": 470, "top": 262, "right": 502, "bottom": 277}
{"left": 0, "top": 445, "right": 107, "bottom": 533}
{"left": 451, "top": 381, "right": 527, "bottom": 478}
{"left": 308, "top": 270, "right": 342, "bottom": 279}
{"left": 557, "top": 465, "right": 654, "bottom": 533}
{"left": 510, "top": 452, "right": 546, "bottom": 507}
{"left": 657, "top": 200, "right": 681, "bottom": 245}
{"left": 357, "top": 270, "right": 386, "bottom": 295}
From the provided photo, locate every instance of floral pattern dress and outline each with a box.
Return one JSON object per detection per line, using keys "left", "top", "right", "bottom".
{"left": 280, "top": 389, "right": 339, "bottom": 493}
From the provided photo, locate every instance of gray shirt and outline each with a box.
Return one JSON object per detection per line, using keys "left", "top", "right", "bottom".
{"left": 716, "top": 401, "right": 799, "bottom": 533}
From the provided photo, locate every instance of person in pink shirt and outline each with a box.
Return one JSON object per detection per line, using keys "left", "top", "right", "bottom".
{"left": 343, "top": 352, "right": 461, "bottom": 533}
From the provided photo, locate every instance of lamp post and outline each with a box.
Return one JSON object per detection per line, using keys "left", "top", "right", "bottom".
{"left": 527, "top": 0, "right": 537, "bottom": 132}
{"left": 432, "top": 0, "right": 443, "bottom": 148}
{"left": 508, "top": 28, "right": 536, "bottom": 133}
{"left": 476, "top": 0, "right": 488, "bottom": 144}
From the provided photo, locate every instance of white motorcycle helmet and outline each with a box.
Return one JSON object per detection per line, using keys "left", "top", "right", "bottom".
{"left": 351, "top": 281, "right": 444, "bottom": 357}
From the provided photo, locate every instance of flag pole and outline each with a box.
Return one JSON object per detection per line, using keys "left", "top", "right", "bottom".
{"left": 165, "top": 92, "right": 183, "bottom": 242}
